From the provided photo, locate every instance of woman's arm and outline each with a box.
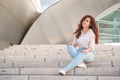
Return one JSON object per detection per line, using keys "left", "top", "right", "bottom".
{"left": 81, "top": 47, "right": 92, "bottom": 53}
{"left": 72, "top": 42, "right": 78, "bottom": 47}
{"left": 67, "top": 42, "right": 78, "bottom": 47}
{"left": 67, "top": 34, "right": 78, "bottom": 47}
{"left": 72, "top": 35, "right": 78, "bottom": 47}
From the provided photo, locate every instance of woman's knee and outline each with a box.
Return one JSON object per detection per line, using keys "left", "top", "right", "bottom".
{"left": 66, "top": 45, "right": 78, "bottom": 58}
{"left": 84, "top": 57, "right": 94, "bottom": 63}
{"left": 67, "top": 45, "right": 73, "bottom": 51}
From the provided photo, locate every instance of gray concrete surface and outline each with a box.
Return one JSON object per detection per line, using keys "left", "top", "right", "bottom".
{"left": 22, "top": 0, "right": 120, "bottom": 44}
{"left": 0, "top": 44, "right": 120, "bottom": 80}
{"left": 0, "top": 0, "right": 40, "bottom": 45}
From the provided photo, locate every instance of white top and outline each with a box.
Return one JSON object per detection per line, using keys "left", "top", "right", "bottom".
{"left": 73, "top": 29, "right": 95, "bottom": 51}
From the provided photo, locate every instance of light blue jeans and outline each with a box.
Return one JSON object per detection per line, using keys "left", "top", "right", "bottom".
{"left": 63, "top": 45, "right": 94, "bottom": 72}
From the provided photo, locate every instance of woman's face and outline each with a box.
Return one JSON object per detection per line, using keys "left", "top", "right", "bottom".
{"left": 82, "top": 17, "right": 91, "bottom": 28}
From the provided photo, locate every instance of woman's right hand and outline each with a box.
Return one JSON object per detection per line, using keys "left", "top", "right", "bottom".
{"left": 67, "top": 42, "right": 77, "bottom": 47}
{"left": 67, "top": 42, "right": 73, "bottom": 45}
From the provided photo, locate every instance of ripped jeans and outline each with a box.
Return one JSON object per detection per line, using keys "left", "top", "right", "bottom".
{"left": 63, "top": 45, "right": 94, "bottom": 72}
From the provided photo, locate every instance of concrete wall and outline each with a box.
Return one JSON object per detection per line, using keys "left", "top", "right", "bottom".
{"left": 21, "top": 0, "right": 120, "bottom": 44}
{"left": 0, "top": 0, "right": 40, "bottom": 45}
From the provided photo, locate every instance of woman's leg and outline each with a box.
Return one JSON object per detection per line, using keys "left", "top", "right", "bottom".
{"left": 63, "top": 52, "right": 87, "bottom": 72}
{"left": 67, "top": 45, "right": 79, "bottom": 58}
{"left": 84, "top": 51, "right": 94, "bottom": 62}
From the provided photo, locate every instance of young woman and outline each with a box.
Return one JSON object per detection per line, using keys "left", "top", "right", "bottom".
{"left": 59, "top": 15, "right": 99, "bottom": 75}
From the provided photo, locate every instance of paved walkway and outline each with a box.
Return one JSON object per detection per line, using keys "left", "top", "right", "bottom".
{"left": 0, "top": 44, "right": 120, "bottom": 80}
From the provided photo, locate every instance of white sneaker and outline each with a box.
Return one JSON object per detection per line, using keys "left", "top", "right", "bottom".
{"left": 77, "top": 63, "right": 87, "bottom": 68}
{"left": 58, "top": 69, "right": 66, "bottom": 75}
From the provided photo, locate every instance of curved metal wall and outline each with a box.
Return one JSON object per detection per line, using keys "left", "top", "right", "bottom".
{"left": 0, "top": 0, "right": 40, "bottom": 45}
{"left": 21, "top": 0, "right": 120, "bottom": 44}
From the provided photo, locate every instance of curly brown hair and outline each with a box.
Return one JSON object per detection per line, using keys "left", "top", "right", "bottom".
{"left": 74, "top": 15, "right": 99, "bottom": 44}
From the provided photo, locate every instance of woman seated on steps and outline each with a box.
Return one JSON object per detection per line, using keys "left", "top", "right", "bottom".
{"left": 59, "top": 15, "right": 99, "bottom": 75}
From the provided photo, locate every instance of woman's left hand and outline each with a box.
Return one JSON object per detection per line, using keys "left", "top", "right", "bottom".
{"left": 82, "top": 47, "right": 92, "bottom": 53}
{"left": 81, "top": 49, "right": 89, "bottom": 53}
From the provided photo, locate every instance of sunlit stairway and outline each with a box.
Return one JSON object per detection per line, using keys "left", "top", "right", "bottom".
{"left": 0, "top": 44, "right": 120, "bottom": 80}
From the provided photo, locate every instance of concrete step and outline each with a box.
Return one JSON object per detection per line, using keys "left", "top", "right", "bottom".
{"left": 8, "top": 45, "right": 66, "bottom": 50}
{"left": 0, "top": 55, "right": 115, "bottom": 68}
{"left": 0, "top": 49, "right": 114, "bottom": 57}
{"left": 0, "top": 75, "right": 28, "bottom": 80}
{"left": 0, "top": 75, "right": 119, "bottom": 80}
{"left": 0, "top": 61, "right": 112, "bottom": 68}
{"left": 29, "top": 76, "right": 97, "bottom": 80}
{"left": 7, "top": 44, "right": 114, "bottom": 51}
{"left": 0, "top": 44, "right": 120, "bottom": 80}
{"left": 0, "top": 63, "right": 12, "bottom": 68}
{"left": 0, "top": 68, "right": 19, "bottom": 75}
{"left": 21, "top": 67, "right": 120, "bottom": 76}
{"left": 0, "top": 67, "right": 120, "bottom": 76}
{"left": 30, "top": 76, "right": 120, "bottom": 80}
